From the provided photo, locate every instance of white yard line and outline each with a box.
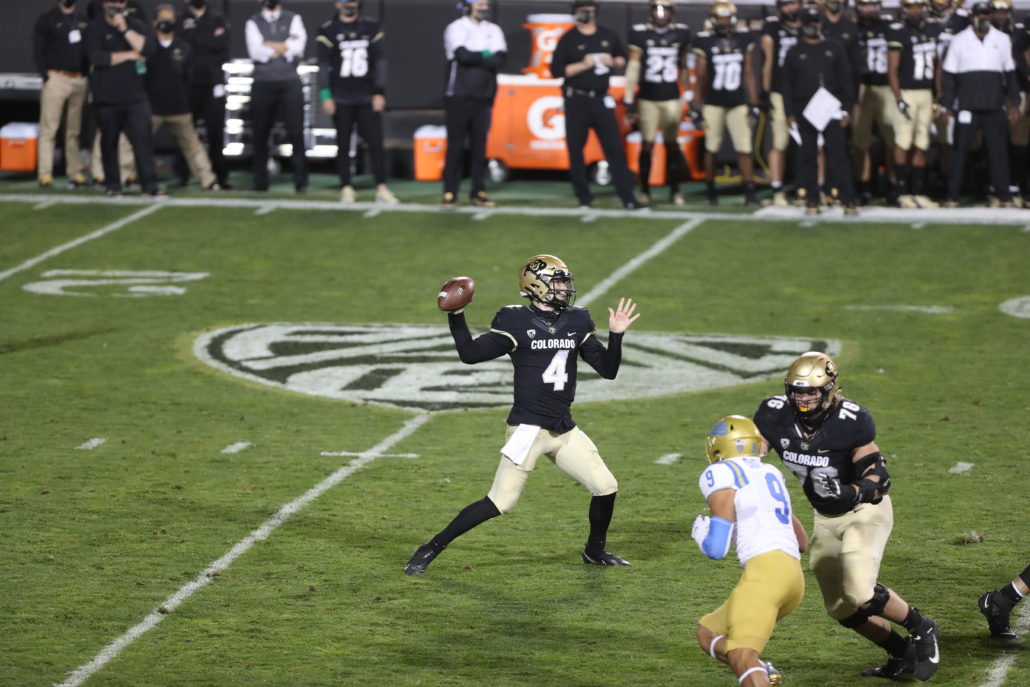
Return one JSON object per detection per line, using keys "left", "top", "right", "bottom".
{"left": 655, "top": 453, "right": 682, "bottom": 465}
{"left": 220, "top": 442, "right": 252, "bottom": 454}
{"left": 948, "top": 461, "right": 975, "bottom": 474}
{"left": 75, "top": 438, "right": 107, "bottom": 451}
{"left": 0, "top": 203, "right": 162, "bottom": 283}
{"left": 5, "top": 192, "right": 1030, "bottom": 225}
{"left": 56, "top": 413, "right": 431, "bottom": 687}
{"left": 979, "top": 601, "right": 1030, "bottom": 687}
{"left": 578, "top": 218, "right": 703, "bottom": 307}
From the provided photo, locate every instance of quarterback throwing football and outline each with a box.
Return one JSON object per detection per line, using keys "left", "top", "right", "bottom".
{"left": 405, "top": 254, "right": 640, "bottom": 575}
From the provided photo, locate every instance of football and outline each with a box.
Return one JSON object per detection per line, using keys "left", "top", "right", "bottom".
{"left": 437, "top": 276, "right": 475, "bottom": 312}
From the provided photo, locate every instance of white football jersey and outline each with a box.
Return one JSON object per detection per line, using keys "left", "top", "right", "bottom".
{"left": 698, "top": 456, "right": 801, "bottom": 566}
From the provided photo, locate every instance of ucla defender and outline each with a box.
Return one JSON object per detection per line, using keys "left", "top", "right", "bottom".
{"left": 405, "top": 255, "right": 640, "bottom": 575}
{"left": 693, "top": 415, "right": 808, "bottom": 687}
{"left": 754, "top": 352, "right": 941, "bottom": 681}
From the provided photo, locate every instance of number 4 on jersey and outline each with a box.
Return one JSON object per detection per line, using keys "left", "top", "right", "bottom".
{"left": 542, "top": 350, "right": 570, "bottom": 390}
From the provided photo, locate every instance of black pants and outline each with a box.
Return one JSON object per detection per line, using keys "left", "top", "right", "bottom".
{"left": 443, "top": 98, "right": 491, "bottom": 198}
{"left": 949, "top": 109, "right": 1011, "bottom": 202}
{"left": 797, "top": 118, "right": 854, "bottom": 205}
{"left": 564, "top": 93, "right": 635, "bottom": 206}
{"left": 175, "top": 83, "right": 227, "bottom": 184}
{"left": 333, "top": 103, "right": 386, "bottom": 186}
{"left": 94, "top": 100, "right": 157, "bottom": 193}
{"left": 250, "top": 78, "right": 307, "bottom": 190}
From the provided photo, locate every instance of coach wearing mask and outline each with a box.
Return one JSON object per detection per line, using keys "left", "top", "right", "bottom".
{"left": 245, "top": 0, "right": 308, "bottom": 192}
{"left": 85, "top": 0, "right": 161, "bottom": 196}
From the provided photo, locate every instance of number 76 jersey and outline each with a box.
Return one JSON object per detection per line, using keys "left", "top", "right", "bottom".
{"left": 698, "top": 456, "right": 801, "bottom": 566}
{"left": 754, "top": 395, "right": 877, "bottom": 516}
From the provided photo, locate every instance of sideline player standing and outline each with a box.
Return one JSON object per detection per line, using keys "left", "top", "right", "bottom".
{"left": 754, "top": 352, "right": 940, "bottom": 681}
{"left": 405, "top": 255, "right": 640, "bottom": 575}
{"left": 887, "top": 0, "right": 942, "bottom": 208}
{"left": 623, "top": 0, "right": 691, "bottom": 206}
{"left": 692, "top": 1, "right": 759, "bottom": 206}
{"left": 853, "top": 0, "right": 900, "bottom": 204}
{"left": 760, "top": 0, "right": 801, "bottom": 206}
{"left": 551, "top": 1, "right": 643, "bottom": 209}
{"left": 441, "top": 0, "right": 507, "bottom": 209}
{"left": 317, "top": 0, "right": 399, "bottom": 205}
{"left": 692, "top": 415, "right": 809, "bottom": 687}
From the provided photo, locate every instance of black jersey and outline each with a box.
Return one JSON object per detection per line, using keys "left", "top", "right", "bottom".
{"left": 316, "top": 16, "right": 386, "bottom": 104}
{"left": 1012, "top": 21, "right": 1030, "bottom": 91}
{"left": 551, "top": 25, "right": 628, "bottom": 91}
{"left": 448, "top": 305, "right": 623, "bottom": 433}
{"left": 628, "top": 22, "right": 691, "bottom": 101}
{"left": 754, "top": 395, "right": 876, "bottom": 516}
{"left": 781, "top": 38, "right": 856, "bottom": 117}
{"left": 887, "top": 20, "right": 942, "bottom": 91}
{"left": 823, "top": 15, "right": 863, "bottom": 97}
{"left": 761, "top": 16, "right": 799, "bottom": 93}
{"left": 693, "top": 29, "right": 754, "bottom": 107}
{"left": 858, "top": 14, "right": 895, "bottom": 86}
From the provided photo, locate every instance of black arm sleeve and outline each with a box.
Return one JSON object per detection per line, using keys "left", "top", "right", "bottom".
{"left": 448, "top": 312, "right": 513, "bottom": 364}
{"left": 1005, "top": 68, "right": 1021, "bottom": 108}
{"left": 482, "top": 50, "right": 506, "bottom": 70}
{"left": 836, "top": 44, "right": 855, "bottom": 112}
{"left": 372, "top": 34, "right": 387, "bottom": 94}
{"left": 316, "top": 30, "right": 333, "bottom": 91}
{"left": 550, "top": 35, "right": 570, "bottom": 78}
{"left": 781, "top": 51, "right": 795, "bottom": 117}
{"left": 192, "top": 16, "right": 229, "bottom": 52}
{"left": 86, "top": 24, "right": 111, "bottom": 68}
{"left": 940, "top": 70, "right": 956, "bottom": 108}
{"left": 579, "top": 332, "right": 623, "bottom": 380}
{"left": 454, "top": 46, "right": 484, "bottom": 66}
{"left": 33, "top": 15, "right": 48, "bottom": 78}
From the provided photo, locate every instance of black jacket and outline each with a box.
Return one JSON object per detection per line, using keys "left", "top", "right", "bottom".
{"left": 85, "top": 15, "right": 156, "bottom": 105}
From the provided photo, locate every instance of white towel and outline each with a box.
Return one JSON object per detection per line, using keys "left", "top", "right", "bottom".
{"left": 501, "top": 424, "right": 540, "bottom": 466}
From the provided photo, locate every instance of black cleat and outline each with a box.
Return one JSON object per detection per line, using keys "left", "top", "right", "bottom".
{"left": 404, "top": 542, "right": 444, "bottom": 576}
{"left": 911, "top": 614, "right": 940, "bottom": 681}
{"left": 861, "top": 637, "right": 915, "bottom": 679}
{"left": 979, "top": 591, "right": 1017, "bottom": 639}
{"left": 582, "top": 549, "right": 632, "bottom": 567}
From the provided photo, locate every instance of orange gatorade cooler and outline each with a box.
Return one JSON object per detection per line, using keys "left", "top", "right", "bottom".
{"left": 1, "top": 122, "right": 40, "bottom": 172}
{"left": 413, "top": 125, "right": 447, "bottom": 181}
{"left": 522, "top": 14, "right": 576, "bottom": 79}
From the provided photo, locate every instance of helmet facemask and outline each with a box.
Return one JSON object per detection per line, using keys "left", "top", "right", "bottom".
{"left": 651, "top": 2, "right": 674, "bottom": 27}
{"left": 705, "top": 415, "right": 764, "bottom": 464}
{"left": 784, "top": 352, "right": 841, "bottom": 424}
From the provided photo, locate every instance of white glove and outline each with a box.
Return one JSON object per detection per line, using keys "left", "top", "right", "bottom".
{"left": 691, "top": 514, "right": 711, "bottom": 551}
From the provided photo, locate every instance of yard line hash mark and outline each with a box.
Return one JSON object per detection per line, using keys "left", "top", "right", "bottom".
{"left": 655, "top": 453, "right": 682, "bottom": 465}
{"left": 0, "top": 203, "right": 162, "bottom": 283}
{"left": 979, "top": 600, "right": 1030, "bottom": 687}
{"left": 56, "top": 413, "right": 431, "bottom": 687}
{"left": 948, "top": 462, "right": 975, "bottom": 474}
{"left": 75, "top": 438, "right": 107, "bottom": 450}
{"left": 220, "top": 442, "right": 252, "bottom": 454}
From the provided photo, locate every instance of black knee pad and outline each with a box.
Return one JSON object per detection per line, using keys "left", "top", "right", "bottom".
{"left": 864, "top": 583, "right": 891, "bottom": 617}
{"left": 838, "top": 608, "right": 872, "bottom": 629}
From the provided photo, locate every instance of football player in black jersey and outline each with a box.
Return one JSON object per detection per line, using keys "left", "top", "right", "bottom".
{"left": 624, "top": 1, "right": 691, "bottom": 206}
{"left": 887, "top": 0, "right": 943, "bottom": 208}
{"left": 760, "top": 0, "right": 802, "bottom": 206}
{"left": 405, "top": 255, "right": 641, "bottom": 575}
{"left": 754, "top": 352, "right": 940, "bottom": 681}
{"left": 692, "top": 2, "right": 759, "bottom": 206}
{"left": 853, "top": 0, "right": 901, "bottom": 204}
{"left": 317, "top": 0, "right": 399, "bottom": 205}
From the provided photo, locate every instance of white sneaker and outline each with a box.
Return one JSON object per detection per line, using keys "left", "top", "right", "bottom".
{"left": 897, "top": 194, "right": 919, "bottom": 209}
{"left": 773, "top": 190, "right": 788, "bottom": 207}
{"left": 340, "top": 186, "right": 356, "bottom": 203}
{"left": 914, "top": 195, "right": 939, "bottom": 209}
{"left": 375, "top": 187, "right": 400, "bottom": 205}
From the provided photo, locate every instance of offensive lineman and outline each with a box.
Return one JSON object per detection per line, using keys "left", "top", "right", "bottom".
{"left": 754, "top": 352, "right": 940, "bottom": 681}
{"left": 760, "top": 0, "right": 802, "bottom": 206}
{"left": 692, "top": 1, "right": 760, "bottom": 206}
{"left": 316, "top": 0, "right": 399, "bottom": 205}
{"left": 692, "top": 415, "right": 809, "bottom": 687}
{"left": 624, "top": 0, "right": 691, "bottom": 206}
{"left": 887, "top": 0, "right": 942, "bottom": 208}
{"left": 405, "top": 255, "right": 641, "bottom": 575}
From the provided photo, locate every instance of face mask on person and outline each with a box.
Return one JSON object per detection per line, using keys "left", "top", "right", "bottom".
{"left": 341, "top": 4, "right": 358, "bottom": 18}
{"left": 105, "top": 4, "right": 126, "bottom": 19}
{"left": 473, "top": 8, "right": 490, "bottom": 20}
{"left": 157, "top": 20, "right": 175, "bottom": 33}
{"left": 974, "top": 15, "right": 991, "bottom": 31}
{"left": 801, "top": 23, "right": 820, "bottom": 37}
{"left": 575, "top": 8, "right": 596, "bottom": 23}
{"left": 826, "top": 0, "right": 844, "bottom": 12}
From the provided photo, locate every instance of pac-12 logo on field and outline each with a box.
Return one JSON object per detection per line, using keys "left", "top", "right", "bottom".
{"left": 194, "top": 323, "right": 841, "bottom": 412}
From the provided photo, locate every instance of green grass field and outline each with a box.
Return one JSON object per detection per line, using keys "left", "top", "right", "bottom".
{"left": 1, "top": 189, "right": 1028, "bottom": 687}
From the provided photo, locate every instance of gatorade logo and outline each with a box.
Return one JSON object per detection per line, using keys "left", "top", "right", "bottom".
{"left": 527, "top": 95, "right": 566, "bottom": 145}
